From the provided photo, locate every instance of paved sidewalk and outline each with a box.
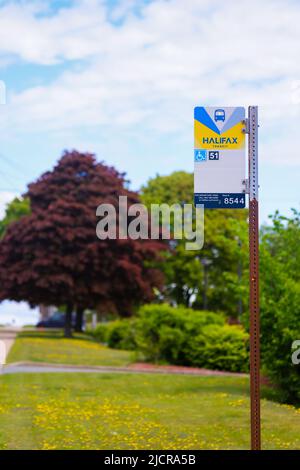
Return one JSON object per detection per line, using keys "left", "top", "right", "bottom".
{"left": 128, "top": 362, "right": 247, "bottom": 377}
{"left": 1, "top": 360, "right": 248, "bottom": 377}
{"left": 0, "top": 327, "right": 21, "bottom": 363}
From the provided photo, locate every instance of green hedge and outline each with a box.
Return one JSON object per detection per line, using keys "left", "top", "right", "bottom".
{"left": 260, "top": 277, "right": 300, "bottom": 403}
{"left": 134, "top": 305, "right": 248, "bottom": 372}
{"left": 185, "top": 324, "right": 249, "bottom": 372}
{"left": 91, "top": 304, "right": 249, "bottom": 372}
{"left": 134, "top": 304, "right": 224, "bottom": 364}
{"left": 91, "top": 319, "right": 137, "bottom": 351}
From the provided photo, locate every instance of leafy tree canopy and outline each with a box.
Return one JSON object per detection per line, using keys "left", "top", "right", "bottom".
{"left": 0, "top": 197, "right": 30, "bottom": 238}
{"left": 259, "top": 209, "right": 300, "bottom": 402}
{"left": 141, "top": 171, "right": 248, "bottom": 317}
{"left": 0, "top": 151, "right": 164, "bottom": 336}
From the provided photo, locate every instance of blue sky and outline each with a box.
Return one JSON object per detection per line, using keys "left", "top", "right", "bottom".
{"left": 0, "top": 0, "right": 299, "bottom": 323}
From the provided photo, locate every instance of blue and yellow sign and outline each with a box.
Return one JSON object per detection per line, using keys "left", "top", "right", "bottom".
{"left": 194, "top": 106, "right": 246, "bottom": 209}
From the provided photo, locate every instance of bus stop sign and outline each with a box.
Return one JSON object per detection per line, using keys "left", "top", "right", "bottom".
{"left": 194, "top": 106, "right": 246, "bottom": 209}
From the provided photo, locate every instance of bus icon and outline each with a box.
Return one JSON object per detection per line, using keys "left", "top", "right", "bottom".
{"left": 214, "top": 109, "right": 225, "bottom": 122}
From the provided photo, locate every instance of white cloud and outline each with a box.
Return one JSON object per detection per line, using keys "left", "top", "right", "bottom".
{"left": 0, "top": 0, "right": 299, "bottom": 165}
{"left": 0, "top": 0, "right": 109, "bottom": 64}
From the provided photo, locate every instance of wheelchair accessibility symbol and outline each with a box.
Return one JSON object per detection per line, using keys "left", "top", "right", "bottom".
{"left": 194, "top": 150, "right": 207, "bottom": 162}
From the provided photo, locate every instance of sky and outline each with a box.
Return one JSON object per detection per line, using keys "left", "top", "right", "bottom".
{"left": 0, "top": 0, "right": 299, "bottom": 324}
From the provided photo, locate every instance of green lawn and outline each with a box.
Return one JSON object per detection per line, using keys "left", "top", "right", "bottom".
{"left": 7, "top": 330, "right": 134, "bottom": 367}
{"left": 0, "top": 372, "right": 299, "bottom": 450}
{"left": 4, "top": 329, "right": 300, "bottom": 450}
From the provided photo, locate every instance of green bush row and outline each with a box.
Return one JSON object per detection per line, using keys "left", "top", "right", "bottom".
{"left": 92, "top": 319, "right": 137, "bottom": 351}
{"left": 91, "top": 304, "right": 249, "bottom": 373}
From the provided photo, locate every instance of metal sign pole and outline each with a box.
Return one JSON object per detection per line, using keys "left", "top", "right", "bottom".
{"left": 248, "top": 105, "right": 261, "bottom": 450}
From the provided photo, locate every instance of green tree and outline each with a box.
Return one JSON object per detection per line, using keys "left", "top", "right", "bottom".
{"left": 141, "top": 171, "right": 248, "bottom": 318}
{"left": 260, "top": 209, "right": 300, "bottom": 402}
{"left": 0, "top": 152, "right": 163, "bottom": 337}
{"left": 0, "top": 197, "right": 30, "bottom": 238}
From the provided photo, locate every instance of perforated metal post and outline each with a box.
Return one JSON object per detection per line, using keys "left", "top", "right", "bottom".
{"left": 248, "top": 106, "right": 260, "bottom": 450}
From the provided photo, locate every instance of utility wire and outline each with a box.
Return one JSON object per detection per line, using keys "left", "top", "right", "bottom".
{"left": 0, "top": 169, "right": 24, "bottom": 193}
{"left": 0, "top": 153, "right": 30, "bottom": 194}
{"left": 0, "top": 153, "right": 31, "bottom": 178}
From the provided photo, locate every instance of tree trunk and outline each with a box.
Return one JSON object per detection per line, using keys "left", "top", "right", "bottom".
{"left": 64, "top": 303, "right": 73, "bottom": 338}
{"left": 75, "top": 306, "right": 84, "bottom": 333}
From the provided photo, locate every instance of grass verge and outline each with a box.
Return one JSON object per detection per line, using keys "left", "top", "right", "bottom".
{"left": 7, "top": 329, "right": 133, "bottom": 367}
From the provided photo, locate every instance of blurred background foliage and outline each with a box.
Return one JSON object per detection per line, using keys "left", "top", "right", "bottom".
{"left": 1, "top": 159, "right": 300, "bottom": 401}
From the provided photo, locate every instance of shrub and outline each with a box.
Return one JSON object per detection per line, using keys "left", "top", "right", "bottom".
{"left": 106, "top": 319, "right": 137, "bottom": 350}
{"left": 91, "top": 319, "right": 136, "bottom": 351}
{"left": 134, "top": 304, "right": 248, "bottom": 372}
{"left": 91, "top": 304, "right": 249, "bottom": 373}
{"left": 185, "top": 324, "right": 249, "bottom": 373}
{"left": 260, "top": 278, "right": 300, "bottom": 403}
{"left": 134, "top": 304, "right": 224, "bottom": 363}
{"left": 258, "top": 211, "right": 300, "bottom": 403}
{"left": 91, "top": 323, "right": 109, "bottom": 343}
